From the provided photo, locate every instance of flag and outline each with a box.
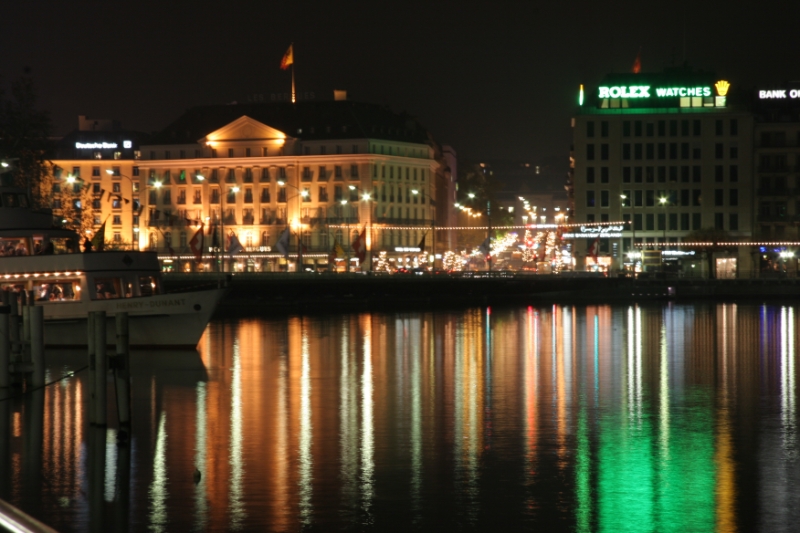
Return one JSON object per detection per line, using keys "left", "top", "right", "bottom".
{"left": 227, "top": 231, "right": 244, "bottom": 254}
{"left": 352, "top": 227, "right": 366, "bottom": 263}
{"left": 276, "top": 227, "right": 291, "bottom": 259}
{"left": 209, "top": 222, "right": 220, "bottom": 249}
{"left": 478, "top": 236, "right": 491, "bottom": 256}
{"left": 588, "top": 236, "right": 600, "bottom": 263}
{"left": 329, "top": 238, "right": 345, "bottom": 263}
{"left": 189, "top": 223, "right": 204, "bottom": 263}
{"left": 417, "top": 232, "right": 427, "bottom": 254}
{"left": 280, "top": 44, "right": 294, "bottom": 70}
{"left": 91, "top": 219, "right": 106, "bottom": 251}
{"left": 632, "top": 48, "right": 642, "bottom": 74}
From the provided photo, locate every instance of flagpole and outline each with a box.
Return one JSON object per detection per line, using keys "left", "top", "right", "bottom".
{"left": 291, "top": 64, "right": 296, "bottom": 104}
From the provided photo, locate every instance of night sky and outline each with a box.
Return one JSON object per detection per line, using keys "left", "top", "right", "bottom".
{"left": 3, "top": 0, "right": 799, "bottom": 168}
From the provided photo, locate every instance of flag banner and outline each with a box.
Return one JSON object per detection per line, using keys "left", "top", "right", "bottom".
{"left": 99, "top": 189, "right": 106, "bottom": 202}
{"left": 352, "top": 227, "right": 366, "bottom": 263}
{"left": 588, "top": 236, "right": 600, "bottom": 262}
{"left": 91, "top": 220, "right": 106, "bottom": 251}
{"left": 632, "top": 48, "right": 642, "bottom": 74}
{"left": 123, "top": 198, "right": 130, "bottom": 204}
{"left": 280, "top": 44, "right": 294, "bottom": 70}
{"left": 276, "top": 227, "right": 291, "bottom": 259}
{"left": 329, "top": 238, "right": 346, "bottom": 262}
{"left": 478, "top": 237, "right": 491, "bottom": 256}
{"left": 189, "top": 223, "right": 204, "bottom": 263}
{"left": 417, "top": 231, "right": 428, "bottom": 254}
{"left": 227, "top": 231, "right": 245, "bottom": 254}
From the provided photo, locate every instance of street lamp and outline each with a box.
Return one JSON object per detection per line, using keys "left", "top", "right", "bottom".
{"left": 658, "top": 196, "right": 668, "bottom": 244}
{"left": 348, "top": 184, "right": 373, "bottom": 272}
{"left": 278, "top": 179, "right": 310, "bottom": 272}
{"left": 411, "top": 188, "right": 436, "bottom": 272}
{"left": 105, "top": 169, "right": 141, "bottom": 249}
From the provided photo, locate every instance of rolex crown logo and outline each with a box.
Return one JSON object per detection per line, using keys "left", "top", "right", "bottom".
{"left": 715, "top": 80, "right": 730, "bottom": 97}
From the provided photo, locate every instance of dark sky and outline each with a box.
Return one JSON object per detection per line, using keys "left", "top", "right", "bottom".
{"left": 3, "top": 0, "right": 799, "bottom": 167}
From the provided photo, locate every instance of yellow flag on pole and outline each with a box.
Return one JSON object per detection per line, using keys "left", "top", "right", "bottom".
{"left": 280, "top": 44, "right": 294, "bottom": 70}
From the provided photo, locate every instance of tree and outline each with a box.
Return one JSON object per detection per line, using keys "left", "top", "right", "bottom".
{"left": 683, "top": 227, "right": 734, "bottom": 279}
{"left": 0, "top": 73, "right": 53, "bottom": 208}
{"left": 54, "top": 181, "right": 95, "bottom": 238}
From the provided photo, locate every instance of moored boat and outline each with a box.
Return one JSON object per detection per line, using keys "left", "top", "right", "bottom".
{"left": 0, "top": 186, "right": 224, "bottom": 348}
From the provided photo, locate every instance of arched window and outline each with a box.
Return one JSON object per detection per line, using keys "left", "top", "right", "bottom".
{"left": 179, "top": 231, "right": 187, "bottom": 248}
{"left": 261, "top": 231, "right": 269, "bottom": 246}
{"left": 164, "top": 232, "right": 172, "bottom": 248}
{"left": 148, "top": 232, "right": 157, "bottom": 250}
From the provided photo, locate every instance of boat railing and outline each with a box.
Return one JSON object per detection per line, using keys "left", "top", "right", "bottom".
{"left": 0, "top": 498, "right": 58, "bottom": 533}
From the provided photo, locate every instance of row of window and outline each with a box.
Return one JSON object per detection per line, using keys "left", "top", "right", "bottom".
{"left": 586, "top": 142, "right": 738, "bottom": 161}
{"left": 587, "top": 212, "right": 739, "bottom": 232}
{"left": 149, "top": 144, "right": 428, "bottom": 159}
{"left": 148, "top": 184, "right": 430, "bottom": 206}
{"left": 587, "top": 188, "right": 739, "bottom": 208}
{"left": 56, "top": 166, "right": 141, "bottom": 179}
{"left": 588, "top": 164, "right": 740, "bottom": 184}
{"left": 586, "top": 118, "right": 739, "bottom": 138}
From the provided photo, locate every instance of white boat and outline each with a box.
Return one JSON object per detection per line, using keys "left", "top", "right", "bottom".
{"left": 0, "top": 187, "right": 225, "bottom": 348}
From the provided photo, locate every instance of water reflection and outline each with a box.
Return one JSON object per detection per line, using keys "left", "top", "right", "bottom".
{"left": 2, "top": 304, "right": 800, "bottom": 531}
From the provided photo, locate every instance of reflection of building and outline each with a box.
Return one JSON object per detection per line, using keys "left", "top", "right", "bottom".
{"left": 572, "top": 67, "right": 754, "bottom": 272}
{"left": 49, "top": 116, "right": 149, "bottom": 247}
{"left": 138, "top": 99, "right": 453, "bottom": 272}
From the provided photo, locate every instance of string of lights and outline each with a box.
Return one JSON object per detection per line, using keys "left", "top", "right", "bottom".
{"left": 327, "top": 221, "right": 628, "bottom": 231}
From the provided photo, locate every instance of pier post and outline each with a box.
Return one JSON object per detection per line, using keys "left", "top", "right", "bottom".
{"left": 0, "top": 305, "right": 9, "bottom": 389}
{"left": 8, "top": 292, "right": 19, "bottom": 355}
{"left": 114, "top": 312, "right": 131, "bottom": 426}
{"left": 30, "top": 305, "right": 44, "bottom": 389}
{"left": 93, "top": 311, "right": 107, "bottom": 426}
{"left": 88, "top": 312, "right": 96, "bottom": 425}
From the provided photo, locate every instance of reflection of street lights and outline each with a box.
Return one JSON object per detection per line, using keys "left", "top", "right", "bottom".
{"left": 659, "top": 196, "right": 668, "bottom": 273}
{"left": 411, "top": 188, "right": 436, "bottom": 271}
{"left": 278, "top": 179, "right": 310, "bottom": 272}
{"left": 621, "top": 193, "right": 637, "bottom": 271}
{"left": 348, "top": 184, "right": 373, "bottom": 271}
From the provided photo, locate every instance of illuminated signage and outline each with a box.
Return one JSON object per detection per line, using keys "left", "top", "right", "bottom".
{"left": 759, "top": 89, "right": 800, "bottom": 99}
{"left": 598, "top": 86, "right": 714, "bottom": 98}
{"left": 395, "top": 247, "right": 421, "bottom": 252}
{"left": 715, "top": 80, "right": 730, "bottom": 96}
{"left": 562, "top": 225, "right": 624, "bottom": 239}
{"left": 599, "top": 86, "right": 651, "bottom": 98}
{"left": 75, "top": 142, "right": 118, "bottom": 149}
{"left": 654, "top": 86, "right": 711, "bottom": 97}
{"left": 123, "top": 140, "right": 132, "bottom": 148}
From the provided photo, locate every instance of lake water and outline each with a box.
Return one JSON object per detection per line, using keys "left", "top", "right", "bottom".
{"left": 1, "top": 303, "right": 799, "bottom": 532}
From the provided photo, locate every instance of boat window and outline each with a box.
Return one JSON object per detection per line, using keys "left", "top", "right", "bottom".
{"left": 139, "top": 275, "right": 159, "bottom": 296}
{"left": 94, "top": 278, "right": 122, "bottom": 299}
{"left": 2, "top": 193, "right": 18, "bottom": 207}
{"left": 0, "top": 239, "right": 29, "bottom": 256}
{"left": 50, "top": 237, "right": 78, "bottom": 254}
{"left": 35, "top": 280, "right": 81, "bottom": 301}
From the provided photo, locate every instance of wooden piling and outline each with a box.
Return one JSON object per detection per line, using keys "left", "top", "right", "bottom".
{"left": 87, "top": 312, "right": 97, "bottom": 425}
{"left": 114, "top": 312, "right": 131, "bottom": 426}
{"left": 30, "top": 305, "right": 44, "bottom": 389}
{"left": 93, "top": 311, "right": 107, "bottom": 426}
{"left": 0, "top": 305, "right": 9, "bottom": 389}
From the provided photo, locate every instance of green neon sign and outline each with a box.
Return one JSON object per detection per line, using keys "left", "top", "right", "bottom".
{"left": 598, "top": 86, "right": 713, "bottom": 99}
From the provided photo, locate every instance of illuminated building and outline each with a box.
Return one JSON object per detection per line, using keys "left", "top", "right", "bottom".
{"left": 752, "top": 86, "right": 800, "bottom": 272}
{"left": 572, "top": 67, "right": 754, "bottom": 273}
{"left": 49, "top": 116, "right": 149, "bottom": 248}
{"left": 137, "top": 99, "right": 454, "bottom": 271}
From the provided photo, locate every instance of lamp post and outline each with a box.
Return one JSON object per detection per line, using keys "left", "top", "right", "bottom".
{"left": 278, "top": 180, "right": 310, "bottom": 273}
{"left": 348, "top": 184, "right": 373, "bottom": 272}
{"left": 105, "top": 169, "right": 141, "bottom": 250}
{"left": 411, "top": 188, "right": 436, "bottom": 272}
{"left": 621, "top": 193, "right": 635, "bottom": 271}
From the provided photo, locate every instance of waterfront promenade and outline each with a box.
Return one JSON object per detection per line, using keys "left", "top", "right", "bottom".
{"left": 163, "top": 272, "right": 800, "bottom": 313}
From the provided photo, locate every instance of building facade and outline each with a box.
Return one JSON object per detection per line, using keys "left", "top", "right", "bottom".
{"left": 572, "top": 68, "right": 753, "bottom": 274}
{"left": 137, "top": 101, "right": 451, "bottom": 272}
{"left": 49, "top": 116, "right": 149, "bottom": 248}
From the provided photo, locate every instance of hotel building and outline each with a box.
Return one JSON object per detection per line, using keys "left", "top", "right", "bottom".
{"left": 137, "top": 100, "right": 454, "bottom": 272}
{"left": 49, "top": 116, "right": 149, "bottom": 248}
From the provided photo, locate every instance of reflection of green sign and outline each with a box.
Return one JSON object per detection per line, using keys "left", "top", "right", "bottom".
{"left": 598, "top": 86, "right": 712, "bottom": 99}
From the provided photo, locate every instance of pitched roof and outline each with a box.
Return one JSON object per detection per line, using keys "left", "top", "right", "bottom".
{"left": 146, "top": 100, "right": 432, "bottom": 145}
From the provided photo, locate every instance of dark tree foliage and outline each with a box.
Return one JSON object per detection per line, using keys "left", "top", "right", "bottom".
{"left": 0, "top": 75, "right": 53, "bottom": 208}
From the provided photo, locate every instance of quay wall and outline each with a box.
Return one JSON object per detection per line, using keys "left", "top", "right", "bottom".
{"left": 163, "top": 273, "right": 800, "bottom": 315}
